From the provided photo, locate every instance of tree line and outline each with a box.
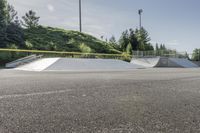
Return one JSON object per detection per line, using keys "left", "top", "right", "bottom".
{"left": 107, "top": 28, "right": 155, "bottom": 55}
{"left": 0, "top": 0, "right": 40, "bottom": 49}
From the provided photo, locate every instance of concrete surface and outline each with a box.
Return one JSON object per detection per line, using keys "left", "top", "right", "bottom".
{"left": 192, "top": 61, "right": 200, "bottom": 66}
{"left": 15, "top": 58, "right": 143, "bottom": 71}
{"left": 1, "top": 68, "right": 200, "bottom": 132}
{"left": 131, "top": 57, "right": 199, "bottom": 68}
{"left": 169, "top": 58, "right": 198, "bottom": 68}
{"left": 15, "top": 58, "right": 60, "bottom": 71}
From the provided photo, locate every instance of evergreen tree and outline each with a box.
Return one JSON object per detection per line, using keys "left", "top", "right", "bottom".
{"left": 21, "top": 10, "right": 40, "bottom": 29}
{"left": 156, "top": 43, "right": 159, "bottom": 51}
{"left": 139, "top": 28, "right": 151, "bottom": 44}
{"left": 0, "top": 0, "right": 8, "bottom": 47}
{"left": 135, "top": 27, "right": 153, "bottom": 51}
{"left": 109, "top": 35, "right": 121, "bottom": 50}
{"left": 145, "top": 43, "right": 154, "bottom": 51}
{"left": 6, "top": 4, "right": 25, "bottom": 48}
{"left": 129, "top": 28, "right": 139, "bottom": 50}
{"left": 162, "top": 44, "right": 166, "bottom": 50}
{"left": 6, "top": 21, "right": 25, "bottom": 48}
{"left": 109, "top": 35, "right": 117, "bottom": 45}
{"left": 119, "top": 30, "right": 129, "bottom": 51}
{"left": 7, "top": 4, "right": 17, "bottom": 23}
{"left": 184, "top": 52, "right": 190, "bottom": 60}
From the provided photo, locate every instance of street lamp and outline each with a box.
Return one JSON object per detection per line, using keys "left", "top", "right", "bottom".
{"left": 138, "top": 9, "right": 143, "bottom": 30}
{"left": 79, "top": 0, "right": 82, "bottom": 32}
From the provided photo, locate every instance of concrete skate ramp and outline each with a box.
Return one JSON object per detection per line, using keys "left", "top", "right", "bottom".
{"left": 15, "top": 58, "right": 60, "bottom": 71}
{"left": 45, "top": 58, "right": 143, "bottom": 71}
{"left": 169, "top": 58, "right": 198, "bottom": 68}
{"left": 131, "top": 57, "right": 160, "bottom": 67}
{"left": 15, "top": 58, "right": 143, "bottom": 71}
{"left": 192, "top": 61, "right": 200, "bottom": 66}
{"left": 131, "top": 57, "right": 199, "bottom": 68}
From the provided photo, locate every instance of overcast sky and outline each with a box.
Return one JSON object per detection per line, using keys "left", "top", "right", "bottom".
{"left": 7, "top": 0, "right": 200, "bottom": 53}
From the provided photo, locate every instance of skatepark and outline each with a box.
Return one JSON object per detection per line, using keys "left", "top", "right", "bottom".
{"left": 5, "top": 54, "right": 199, "bottom": 72}
{"left": 1, "top": 51, "right": 200, "bottom": 133}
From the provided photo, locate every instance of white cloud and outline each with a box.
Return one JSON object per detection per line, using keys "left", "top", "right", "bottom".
{"left": 47, "top": 4, "right": 55, "bottom": 12}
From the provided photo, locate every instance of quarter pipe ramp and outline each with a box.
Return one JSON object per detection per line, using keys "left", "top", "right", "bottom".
{"left": 131, "top": 57, "right": 199, "bottom": 68}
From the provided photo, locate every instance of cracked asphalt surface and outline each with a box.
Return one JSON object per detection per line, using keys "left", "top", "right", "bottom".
{"left": 0, "top": 68, "right": 200, "bottom": 133}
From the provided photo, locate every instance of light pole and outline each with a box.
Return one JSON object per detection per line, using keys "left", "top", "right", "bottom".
{"left": 79, "top": 0, "right": 82, "bottom": 32}
{"left": 138, "top": 9, "right": 143, "bottom": 30}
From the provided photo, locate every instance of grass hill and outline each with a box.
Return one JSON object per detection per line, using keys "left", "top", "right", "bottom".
{"left": 24, "top": 26, "right": 121, "bottom": 54}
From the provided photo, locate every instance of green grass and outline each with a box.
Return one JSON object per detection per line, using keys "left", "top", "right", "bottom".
{"left": 24, "top": 26, "right": 121, "bottom": 54}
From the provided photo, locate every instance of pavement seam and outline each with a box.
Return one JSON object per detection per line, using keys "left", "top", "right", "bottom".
{"left": 0, "top": 89, "right": 72, "bottom": 100}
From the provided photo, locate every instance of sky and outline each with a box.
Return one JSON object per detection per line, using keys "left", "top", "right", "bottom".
{"left": 7, "top": 0, "right": 200, "bottom": 53}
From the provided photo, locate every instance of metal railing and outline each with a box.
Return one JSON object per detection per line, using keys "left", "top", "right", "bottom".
{"left": 5, "top": 54, "right": 42, "bottom": 68}
{"left": 132, "top": 50, "right": 188, "bottom": 59}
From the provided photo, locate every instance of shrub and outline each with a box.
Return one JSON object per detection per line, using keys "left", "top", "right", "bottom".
{"left": 79, "top": 43, "right": 92, "bottom": 53}
{"left": 25, "top": 41, "right": 33, "bottom": 49}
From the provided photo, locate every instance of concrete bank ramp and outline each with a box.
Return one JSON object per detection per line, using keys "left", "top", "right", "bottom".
{"left": 131, "top": 57, "right": 199, "bottom": 68}
{"left": 15, "top": 58, "right": 60, "bottom": 71}
{"left": 15, "top": 58, "right": 143, "bottom": 71}
{"left": 169, "top": 58, "right": 198, "bottom": 68}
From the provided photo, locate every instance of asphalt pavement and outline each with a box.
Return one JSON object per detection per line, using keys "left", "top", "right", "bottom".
{"left": 0, "top": 68, "right": 200, "bottom": 133}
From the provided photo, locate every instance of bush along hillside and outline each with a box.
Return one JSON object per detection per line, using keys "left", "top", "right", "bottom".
{"left": 24, "top": 26, "right": 121, "bottom": 54}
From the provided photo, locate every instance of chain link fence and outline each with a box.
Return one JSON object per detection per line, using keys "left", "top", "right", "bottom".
{"left": 132, "top": 50, "right": 189, "bottom": 59}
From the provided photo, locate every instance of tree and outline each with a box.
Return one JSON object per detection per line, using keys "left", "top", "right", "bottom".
{"left": 109, "top": 36, "right": 117, "bottom": 45}
{"left": 6, "top": 4, "right": 25, "bottom": 48}
{"left": 129, "top": 28, "right": 139, "bottom": 50}
{"left": 135, "top": 27, "right": 153, "bottom": 51}
{"left": 6, "top": 22, "right": 25, "bottom": 47}
{"left": 139, "top": 28, "right": 151, "bottom": 44}
{"left": 0, "top": 0, "right": 8, "bottom": 47}
{"left": 145, "top": 43, "right": 154, "bottom": 51}
{"left": 192, "top": 49, "right": 200, "bottom": 61}
{"left": 109, "top": 35, "right": 121, "bottom": 50}
{"left": 119, "top": 30, "right": 129, "bottom": 51}
{"left": 155, "top": 43, "right": 159, "bottom": 51}
{"left": 7, "top": 4, "right": 17, "bottom": 23}
{"left": 21, "top": 10, "right": 40, "bottom": 29}
{"left": 159, "top": 44, "right": 167, "bottom": 51}
{"left": 100, "top": 35, "right": 104, "bottom": 40}
{"left": 184, "top": 52, "right": 190, "bottom": 60}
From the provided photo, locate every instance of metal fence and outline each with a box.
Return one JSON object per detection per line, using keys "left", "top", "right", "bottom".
{"left": 132, "top": 50, "right": 189, "bottom": 59}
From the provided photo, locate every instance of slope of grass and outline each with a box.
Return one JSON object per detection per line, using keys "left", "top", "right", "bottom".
{"left": 24, "top": 26, "right": 121, "bottom": 54}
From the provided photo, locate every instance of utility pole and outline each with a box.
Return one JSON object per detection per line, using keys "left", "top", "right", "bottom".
{"left": 138, "top": 9, "right": 143, "bottom": 30}
{"left": 79, "top": 0, "right": 82, "bottom": 32}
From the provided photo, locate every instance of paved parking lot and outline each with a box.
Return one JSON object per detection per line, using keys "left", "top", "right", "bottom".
{"left": 0, "top": 68, "right": 200, "bottom": 132}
